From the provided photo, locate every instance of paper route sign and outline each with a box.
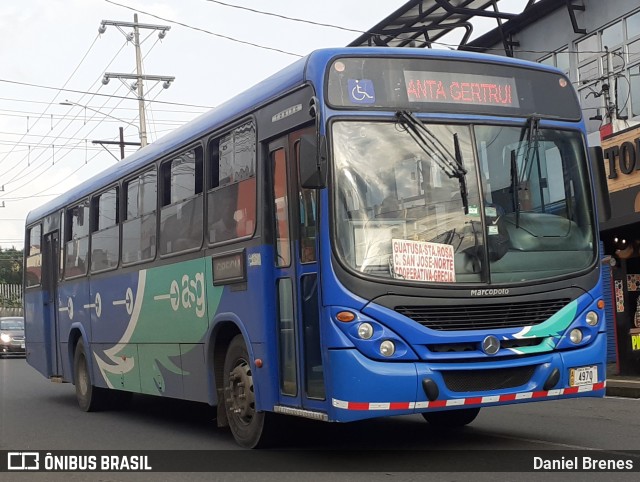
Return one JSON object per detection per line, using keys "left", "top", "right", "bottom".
{"left": 391, "top": 239, "right": 456, "bottom": 282}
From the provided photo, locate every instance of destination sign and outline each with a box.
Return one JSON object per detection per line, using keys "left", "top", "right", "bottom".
{"left": 212, "top": 250, "right": 246, "bottom": 285}
{"left": 327, "top": 57, "right": 580, "bottom": 120}
{"left": 403, "top": 71, "right": 520, "bottom": 108}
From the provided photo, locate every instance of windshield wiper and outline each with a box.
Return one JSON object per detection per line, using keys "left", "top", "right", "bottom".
{"left": 396, "top": 110, "right": 468, "bottom": 213}
{"left": 510, "top": 149, "right": 520, "bottom": 228}
{"left": 453, "top": 132, "right": 469, "bottom": 215}
{"left": 519, "top": 115, "right": 541, "bottom": 187}
{"left": 510, "top": 115, "right": 541, "bottom": 229}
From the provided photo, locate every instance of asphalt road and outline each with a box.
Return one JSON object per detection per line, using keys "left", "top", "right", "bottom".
{"left": 1, "top": 358, "right": 640, "bottom": 481}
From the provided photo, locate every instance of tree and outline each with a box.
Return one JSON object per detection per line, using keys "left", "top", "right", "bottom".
{"left": 0, "top": 247, "right": 23, "bottom": 285}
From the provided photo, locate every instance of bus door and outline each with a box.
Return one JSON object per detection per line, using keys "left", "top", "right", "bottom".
{"left": 269, "top": 128, "right": 326, "bottom": 412}
{"left": 43, "top": 231, "right": 61, "bottom": 377}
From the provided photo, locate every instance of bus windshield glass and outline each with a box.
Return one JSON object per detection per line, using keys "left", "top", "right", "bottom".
{"left": 332, "top": 120, "right": 595, "bottom": 284}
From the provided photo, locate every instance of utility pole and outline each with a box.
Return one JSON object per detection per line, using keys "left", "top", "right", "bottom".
{"left": 99, "top": 16, "right": 174, "bottom": 147}
{"left": 92, "top": 127, "right": 142, "bottom": 161}
{"left": 133, "top": 14, "right": 148, "bottom": 147}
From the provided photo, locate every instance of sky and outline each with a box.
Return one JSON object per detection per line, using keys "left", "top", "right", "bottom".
{"left": 0, "top": 0, "right": 529, "bottom": 250}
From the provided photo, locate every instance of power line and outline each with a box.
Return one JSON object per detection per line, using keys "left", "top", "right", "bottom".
{"left": 198, "top": 0, "right": 636, "bottom": 57}
{"left": 0, "top": 34, "right": 101, "bottom": 170}
{"left": 0, "top": 107, "right": 196, "bottom": 122}
{"left": 0, "top": 40, "right": 132, "bottom": 187}
{"left": 0, "top": 77, "right": 213, "bottom": 109}
{"left": 0, "top": 39, "right": 134, "bottom": 185}
{"left": 1, "top": 193, "right": 61, "bottom": 201}
{"left": 1, "top": 32, "right": 171, "bottom": 194}
{"left": 0, "top": 96, "right": 208, "bottom": 114}
{"left": 204, "top": 0, "right": 366, "bottom": 34}
{"left": 105, "top": 0, "right": 303, "bottom": 57}
{"left": 0, "top": 112, "right": 187, "bottom": 128}
{"left": 0, "top": 28, "right": 183, "bottom": 196}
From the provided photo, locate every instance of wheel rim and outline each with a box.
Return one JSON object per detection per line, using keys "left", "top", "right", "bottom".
{"left": 226, "top": 358, "right": 255, "bottom": 426}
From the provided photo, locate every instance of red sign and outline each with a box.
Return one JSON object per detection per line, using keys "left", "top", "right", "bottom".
{"left": 404, "top": 71, "right": 519, "bottom": 108}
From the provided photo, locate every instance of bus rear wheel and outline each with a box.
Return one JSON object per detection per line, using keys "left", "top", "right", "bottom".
{"left": 74, "top": 338, "right": 108, "bottom": 412}
{"left": 223, "top": 335, "right": 276, "bottom": 448}
{"left": 422, "top": 407, "right": 480, "bottom": 428}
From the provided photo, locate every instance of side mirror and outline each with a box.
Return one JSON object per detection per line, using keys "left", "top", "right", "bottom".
{"left": 589, "top": 146, "right": 611, "bottom": 223}
{"left": 299, "top": 134, "right": 327, "bottom": 189}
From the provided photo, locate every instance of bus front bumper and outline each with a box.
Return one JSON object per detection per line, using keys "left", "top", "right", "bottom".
{"left": 326, "top": 333, "right": 606, "bottom": 422}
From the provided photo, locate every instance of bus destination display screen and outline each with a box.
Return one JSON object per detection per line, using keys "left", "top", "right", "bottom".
{"left": 327, "top": 56, "right": 581, "bottom": 120}
{"left": 403, "top": 71, "right": 520, "bottom": 108}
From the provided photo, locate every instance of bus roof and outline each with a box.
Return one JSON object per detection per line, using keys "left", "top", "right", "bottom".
{"left": 26, "top": 47, "right": 561, "bottom": 225}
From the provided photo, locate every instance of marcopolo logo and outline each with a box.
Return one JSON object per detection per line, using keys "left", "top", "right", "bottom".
{"left": 470, "top": 289, "right": 510, "bottom": 296}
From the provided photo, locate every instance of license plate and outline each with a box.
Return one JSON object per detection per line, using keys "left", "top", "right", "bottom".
{"left": 21, "top": 343, "right": 25, "bottom": 349}
{"left": 569, "top": 366, "right": 598, "bottom": 387}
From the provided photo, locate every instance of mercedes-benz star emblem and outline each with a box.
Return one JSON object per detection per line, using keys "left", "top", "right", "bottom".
{"left": 481, "top": 335, "right": 500, "bottom": 355}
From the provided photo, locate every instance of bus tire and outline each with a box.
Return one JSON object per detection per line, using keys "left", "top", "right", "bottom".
{"left": 223, "top": 335, "right": 275, "bottom": 448}
{"left": 74, "top": 339, "right": 107, "bottom": 412}
{"left": 421, "top": 407, "right": 480, "bottom": 428}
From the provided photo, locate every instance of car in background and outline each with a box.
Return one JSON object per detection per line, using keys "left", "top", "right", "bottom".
{"left": 0, "top": 316, "right": 25, "bottom": 357}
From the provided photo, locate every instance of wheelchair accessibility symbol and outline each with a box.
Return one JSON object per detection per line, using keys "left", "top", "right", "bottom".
{"left": 348, "top": 79, "right": 375, "bottom": 104}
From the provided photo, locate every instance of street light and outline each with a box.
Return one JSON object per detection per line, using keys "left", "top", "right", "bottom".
{"left": 59, "top": 101, "right": 142, "bottom": 160}
{"left": 59, "top": 100, "right": 139, "bottom": 132}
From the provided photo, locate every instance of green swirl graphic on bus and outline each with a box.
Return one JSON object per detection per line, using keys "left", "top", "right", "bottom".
{"left": 93, "top": 258, "right": 220, "bottom": 393}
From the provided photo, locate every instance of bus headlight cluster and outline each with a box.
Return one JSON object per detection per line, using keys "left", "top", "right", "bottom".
{"left": 585, "top": 311, "right": 599, "bottom": 326}
{"left": 357, "top": 323, "right": 397, "bottom": 357}
{"left": 380, "top": 340, "right": 396, "bottom": 357}
{"left": 357, "top": 323, "right": 374, "bottom": 340}
{"left": 569, "top": 328, "right": 583, "bottom": 344}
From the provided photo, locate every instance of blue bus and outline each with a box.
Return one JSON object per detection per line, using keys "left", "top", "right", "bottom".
{"left": 24, "top": 47, "right": 610, "bottom": 448}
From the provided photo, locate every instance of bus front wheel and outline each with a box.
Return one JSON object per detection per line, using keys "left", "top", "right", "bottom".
{"left": 223, "top": 335, "right": 276, "bottom": 448}
{"left": 74, "top": 339, "right": 108, "bottom": 412}
{"left": 422, "top": 407, "right": 480, "bottom": 428}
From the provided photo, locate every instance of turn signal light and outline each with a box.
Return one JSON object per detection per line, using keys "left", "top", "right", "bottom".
{"left": 336, "top": 311, "right": 356, "bottom": 323}
{"left": 597, "top": 299, "right": 605, "bottom": 310}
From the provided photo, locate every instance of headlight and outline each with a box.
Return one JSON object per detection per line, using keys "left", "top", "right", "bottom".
{"left": 380, "top": 340, "right": 396, "bottom": 357}
{"left": 0, "top": 333, "right": 11, "bottom": 343}
{"left": 357, "top": 323, "right": 374, "bottom": 340}
{"left": 569, "top": 329, "right": 583, "bottom": 344}
{"left": 585, "top": 311, "right": 598, "bottom": 326}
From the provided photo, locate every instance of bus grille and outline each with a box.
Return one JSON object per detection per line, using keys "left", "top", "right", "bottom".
{"left": 395, "top": 299, "right": 570, "bottom": 331}
{"left": 442, "top": 366, "right": 536, "bottom": 392}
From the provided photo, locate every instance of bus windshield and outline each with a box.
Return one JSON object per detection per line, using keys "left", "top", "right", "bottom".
{"left": 332, "top": 120, "right": 595, "bottom": 284}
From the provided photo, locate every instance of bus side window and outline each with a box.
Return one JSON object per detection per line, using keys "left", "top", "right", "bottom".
{"left": 207, "top": 121, "right": 257, "bottom": 245}
{"left": 272, "top": 148, "right": 290, "bottom": 267}
{"left": 90, "top": 187, "right": 119, "bottom": 273}
{"left": 159, "top": 146, "right": 204, "bottom": 255}
{"left": 64, "top": 201, "right": 89, "bottom": 278}
{"left": 59, "top": 211, "right": 65, "bottom": 279}
{"left": 122, "top": 170, "right": 157, "bottom": 265}
{"left": 25, "top": 224, "right": 42, "bottom": 287}
{"left": 296, "top": 140, "right": 317, "bottom": 263}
